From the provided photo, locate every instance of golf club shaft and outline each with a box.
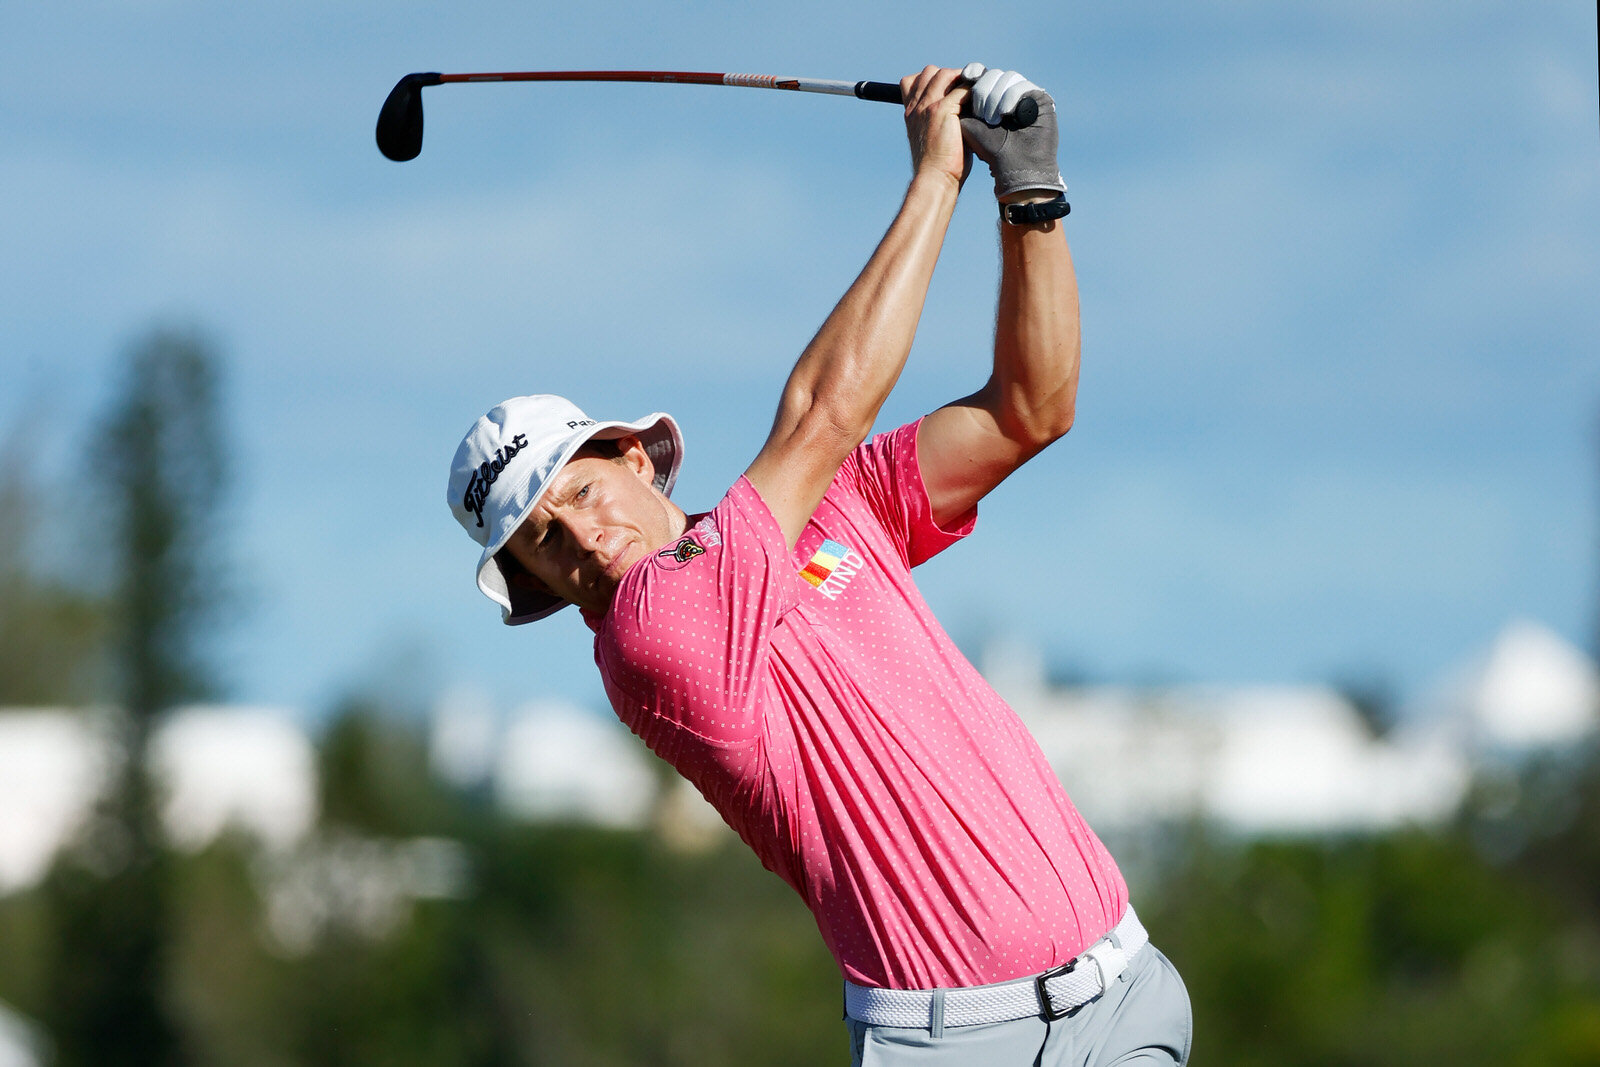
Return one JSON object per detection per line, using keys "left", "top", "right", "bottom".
{"left": 430, "top": 69, "right": 904, "bottom": 104}
{"left": 376, "top": 68, "right": 914, "bottom": 161}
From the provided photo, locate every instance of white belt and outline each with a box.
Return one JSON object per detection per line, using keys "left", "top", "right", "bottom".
{"left": 844, "top": 905, "right": 1149, "bottom": 1029}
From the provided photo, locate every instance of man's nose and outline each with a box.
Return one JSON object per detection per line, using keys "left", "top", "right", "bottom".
{"left": 560, "top": 513, "right": 605, "bottom": 550}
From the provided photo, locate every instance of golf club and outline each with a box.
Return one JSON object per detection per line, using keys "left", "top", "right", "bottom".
{"left": 375, "top": 66, "right": 1038, "bottom": 161}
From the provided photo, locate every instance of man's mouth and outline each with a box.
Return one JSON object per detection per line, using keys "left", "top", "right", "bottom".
{"left": 597, "top": 543, "right": 635, "bottom": 584}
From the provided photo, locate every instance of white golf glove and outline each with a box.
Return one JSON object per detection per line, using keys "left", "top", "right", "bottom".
{"left": 959, "top": 63, "right": 1066, "bottom": 200}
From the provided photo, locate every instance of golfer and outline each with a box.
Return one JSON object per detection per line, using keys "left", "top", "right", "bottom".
{"left": 449, "top": 64, "right": 1191, "bottom": 1066}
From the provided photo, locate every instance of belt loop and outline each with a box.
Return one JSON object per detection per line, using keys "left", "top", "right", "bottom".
{"left": 929, "top": 989, "right": 945, "bottom": 1038}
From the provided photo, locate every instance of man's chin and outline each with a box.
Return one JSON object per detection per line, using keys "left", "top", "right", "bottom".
{"left": 581, "top": 574, "right": 622, "bottom": 616}
{"left": 585, "top": 546, "right": 648, "bottom": 613}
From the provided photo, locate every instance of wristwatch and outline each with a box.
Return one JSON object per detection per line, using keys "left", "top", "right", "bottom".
{"left": 1000, "top": 194, "right": 1071, "bottom": 225}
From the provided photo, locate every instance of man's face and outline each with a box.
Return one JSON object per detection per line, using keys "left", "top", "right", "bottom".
{"left": 501, "top": 436, "right": 685, "bottom": 615}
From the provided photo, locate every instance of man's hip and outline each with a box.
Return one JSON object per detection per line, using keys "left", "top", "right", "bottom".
{"left": 844, "top": 908, "right": 1191, "bottom": 1066}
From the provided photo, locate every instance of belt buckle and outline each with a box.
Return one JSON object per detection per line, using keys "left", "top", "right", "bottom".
{"left": 1033, "top": 960, "right": 1077, "bottom": 1022}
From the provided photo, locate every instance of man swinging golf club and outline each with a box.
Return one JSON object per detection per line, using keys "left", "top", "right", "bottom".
{"left": 449, "top": 64, "right": 1191, "bottom": 1065}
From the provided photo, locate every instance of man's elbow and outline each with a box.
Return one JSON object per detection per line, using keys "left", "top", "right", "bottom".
{"left": 1003, "top": 391, "right": 1076, "bottom": 451}
{"left": 1031, "top": 409, "right": 1075, "bottom": 451}
{"left": 774, "top": 386, "right": 874, "bottom": 458}
{"left": 1047, "top": 407, "right": 1076, "bottom": 443}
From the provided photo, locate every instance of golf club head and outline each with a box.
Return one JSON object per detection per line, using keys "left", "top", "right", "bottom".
{"left": 376, "top": 72, "right": 442, "bottom": 162}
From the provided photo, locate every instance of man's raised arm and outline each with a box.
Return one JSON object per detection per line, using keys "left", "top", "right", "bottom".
{"left": 744, "top": 65, "right": 969, "bottom": 550}
{"left": 917, "top": 69, "right": 1081, "bottom": 527}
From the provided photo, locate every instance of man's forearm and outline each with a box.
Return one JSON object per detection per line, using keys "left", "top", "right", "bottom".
{"left": 991, "top": 208, "right": 1080, "bottom": 448}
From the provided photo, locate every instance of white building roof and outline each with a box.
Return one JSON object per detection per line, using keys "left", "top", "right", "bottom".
{"left": 148, "top": 705, "right": 318, "bottom": 852}
{"left": 991, "top": 619, "right": 1599, "bottom": 835}
{"left": 1200, "top": 686, "right": 1468, "bottom": 833}
{"left": 0, "top": 705, "right": 317, "bottom": 895}
{"left": 0, "top": 710, "right": 111, "bottom": 893}
{"left": 1416, "top": 618, "right": 1600, "bottom": 751}
{"left": 1017, "top": 682, "right": 1472, "bottom": 835}
{"left": 494, "top": 699, "right": 657, "bottom": 829}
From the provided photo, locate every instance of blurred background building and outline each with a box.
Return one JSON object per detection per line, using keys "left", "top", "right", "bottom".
{"left": 5, "top": 616, "right": 1593, "bottom": 892}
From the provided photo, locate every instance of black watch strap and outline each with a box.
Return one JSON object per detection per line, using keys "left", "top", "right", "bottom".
{"left": 1000, "top": 194, "right": 1071, "bottom": 225}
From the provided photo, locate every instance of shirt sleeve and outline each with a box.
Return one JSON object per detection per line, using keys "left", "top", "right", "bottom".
{"left": 595, "top": 476, "right": 799, "bottom": 760}
{"left": 834, "top": 418, "right": 977, "bottom": 568}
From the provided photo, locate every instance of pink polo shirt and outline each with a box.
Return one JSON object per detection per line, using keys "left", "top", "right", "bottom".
{"left": 591, "top": 420, "right": 1126, "bottom": 990}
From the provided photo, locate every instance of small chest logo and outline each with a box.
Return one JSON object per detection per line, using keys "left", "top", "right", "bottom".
{"left": 800, "top": 539, "right": 864, "bottom": 600}
{"left": 691, "top": 515, "right": 722, "bottom": 547}
{"left": 655, "top": 537, "right": 706, "bottom": 570}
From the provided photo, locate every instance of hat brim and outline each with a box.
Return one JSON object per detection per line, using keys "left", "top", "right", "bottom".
{"left": 475, "top": 412, "right": 683, "bottom": 625}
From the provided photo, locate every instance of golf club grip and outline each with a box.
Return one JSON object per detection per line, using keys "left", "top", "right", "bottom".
{"left": 854, "top": 80, "right": 1038, "bottom": 128}
{"left": 854, "top": 81, "right": 903, "bottom": 105}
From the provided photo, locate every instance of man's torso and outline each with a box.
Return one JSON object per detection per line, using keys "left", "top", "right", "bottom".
{"left": 593, "top": 422, "right": 1127, "bottom": 989}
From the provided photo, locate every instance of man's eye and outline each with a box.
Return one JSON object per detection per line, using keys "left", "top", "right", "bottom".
{"left": 577, "top": 484, "right": 590, "bottom": 499}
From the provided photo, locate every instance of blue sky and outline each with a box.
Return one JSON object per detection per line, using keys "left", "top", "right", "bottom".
{"left": 3, "top": 2, "right": 1597, "bottom": 720}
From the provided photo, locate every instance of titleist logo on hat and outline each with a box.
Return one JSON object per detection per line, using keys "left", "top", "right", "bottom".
{"left": 461, "top": 432, "right": 530, "bottom": 528}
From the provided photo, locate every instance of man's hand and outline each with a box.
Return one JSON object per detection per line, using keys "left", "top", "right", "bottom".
{"left": 900, "top": 65, "right": 971, "bottom": 189}
{"left": 960, "top": 66, "right": 1066, "bottom": 201}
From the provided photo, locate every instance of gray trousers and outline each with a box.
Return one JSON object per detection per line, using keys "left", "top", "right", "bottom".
{"left": 845, "top": 945, "right": 1191, "bottom": 1067}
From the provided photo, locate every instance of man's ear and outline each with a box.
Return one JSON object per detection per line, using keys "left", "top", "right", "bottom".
{"left": 617, "top": 433, "right": 655, "bottom": 483}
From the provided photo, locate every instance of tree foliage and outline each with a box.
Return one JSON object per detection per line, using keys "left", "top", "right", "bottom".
{"left": 102, "top": 325, "right": 228, "bottom": 717}
{"left": 1141, "top": 826, "right": 1600, "bottom": 1066}
{"left": 5, "top": 695, "right": 1600, "bottom": 1065}
{"left": 0, "top": 441, "right": 108, "bottom": 705}
{"left": 36, "top": 325, "right": 231, "bottom": 1067}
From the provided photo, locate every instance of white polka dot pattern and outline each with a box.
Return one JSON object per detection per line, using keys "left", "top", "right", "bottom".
{"left": 591, "top": 420, "right": 1128, "bottom": 990}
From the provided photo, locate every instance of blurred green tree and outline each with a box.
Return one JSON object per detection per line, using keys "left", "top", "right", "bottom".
{"left": 0, "top": 438, "right": 108, "bottom": 705}
{"left": 237, "top": 703, "right": 841, "bottom": 1066}
{"left": 41, "top": 326, "right": 229, "bottom": 1067}
{"left": 1143, "top": 824, "right": 1600, "bottom": 1066}
{"left": 318, "top": 699, "right": 460, "bottom": 836}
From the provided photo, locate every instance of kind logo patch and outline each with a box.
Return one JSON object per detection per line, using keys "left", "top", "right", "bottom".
{"left": 655, "top": 536, "right": 706, "bottom": 571}
{"left": 691, "top": 515, "right": 722, "bottom": 547}
{"left": 800, "top": 539, "right": 864, "bottom": 600}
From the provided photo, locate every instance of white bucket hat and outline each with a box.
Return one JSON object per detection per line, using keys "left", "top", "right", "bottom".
{"left": 448, "top": 394, "right": 683, "bottom": 624}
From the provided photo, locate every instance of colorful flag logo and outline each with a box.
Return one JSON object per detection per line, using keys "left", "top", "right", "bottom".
{"left": 800, "top": 539, "right": 851, "bottom": 588}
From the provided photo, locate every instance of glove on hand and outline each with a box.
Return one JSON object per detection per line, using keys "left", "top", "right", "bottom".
{"left": 959, "top": 65, "right": 1066, "bottom": 201}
